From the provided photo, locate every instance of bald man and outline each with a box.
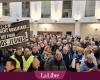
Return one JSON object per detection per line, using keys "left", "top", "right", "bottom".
{"left": 62, "top": 46, "right": 71, "bottom": 70}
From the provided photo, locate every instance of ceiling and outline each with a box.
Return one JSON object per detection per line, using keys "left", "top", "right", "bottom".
{"left": 0, "top": 0, "right": 62, "bottom": 2}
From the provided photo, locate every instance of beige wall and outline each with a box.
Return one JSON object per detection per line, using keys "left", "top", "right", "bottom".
{"left": 38, "top": 23, "right": 75, "bottom": 35}
{"left": 31, "top": 23, "right": 100, "bottom": 39}
{"left": 80, "top": 23, "right": 100, "bottom": 39}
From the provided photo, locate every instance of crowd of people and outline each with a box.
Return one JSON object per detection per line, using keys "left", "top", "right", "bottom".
{"left": 0, "top": 33, "right": 100, "bottom": 72}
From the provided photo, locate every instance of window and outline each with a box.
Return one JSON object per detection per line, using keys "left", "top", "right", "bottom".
{"left": 63, "top": 0, "right": 72, "bottom": 18}
{"left": 22, "top": 1, "right": 30, "bottom": 17}
{"left": 63, "top": 1, "right": 72, "bottom": 9}
{"left": 85, "top": 0, "right": 95, "bottom": 17}
{"left": 41, "top": 1, "right": 51, "bottom": 18}
{"left": 2, "top": 2, "right": 10, "bottom": 16}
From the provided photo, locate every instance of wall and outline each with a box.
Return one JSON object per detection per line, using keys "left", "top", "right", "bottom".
{"left": 38, "top": 23, "right": 100, "bottom": 39}
{"left": 80, "top": 23, "right": 100, "bottom": 39}
{"left": 38, "top": 23, "right": 75, "bottom": 35}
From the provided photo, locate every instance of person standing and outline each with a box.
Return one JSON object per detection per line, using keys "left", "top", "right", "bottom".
{"left": 22, "top": 48, "right": 34, "bottom": 72}
{"left": 45, "top": 50, "right": 66, "bottom": 70}
{"left": 80, "top": 54, "right": 97, "bottom": 72}
{"left": 10, "top": 47, "right": 23, "bottom": 70}
{"left": 27, "top": 58, "right": 40, "bottom": 72}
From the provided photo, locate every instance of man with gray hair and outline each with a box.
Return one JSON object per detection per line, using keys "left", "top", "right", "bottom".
{"left": 45, "top": 50, "right": 66, "bottom": 70}
{"left": 80, "top": 54, "right": 97, "bottom": 72}
{"left": 62, "top": 46, "right": 71, "bottom": 70}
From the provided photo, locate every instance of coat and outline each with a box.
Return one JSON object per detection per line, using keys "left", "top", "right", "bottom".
{"left": 45, "top": 58, "right": 66, "bottom": 71}
{"left": 80, "top": 61, "right": 97, "bottom": 72}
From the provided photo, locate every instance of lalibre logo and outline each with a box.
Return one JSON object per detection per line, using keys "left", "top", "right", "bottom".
{"left": 34, "top": 71, "right": 66, "bottom": 80}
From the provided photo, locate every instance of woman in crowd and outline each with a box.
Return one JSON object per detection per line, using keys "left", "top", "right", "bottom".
{"left": 28, "top": 58, "right": 40, "bottom": 72}
{"left": 42, "top": 46, "right": 53, "bottom": 70}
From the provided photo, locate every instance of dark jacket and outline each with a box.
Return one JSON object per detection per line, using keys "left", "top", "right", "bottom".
{"left": 62, "top": 49, "right": 74, "bottom": 70}
{"left": 62, "top": 53, "right": 70, "bottom": 70}
{"left": 45, "top": 58, "right": 66, "bottom": 71}
{"left": 0, "top": 50, "right": 3, "bottom": 63}
{"left": 51, "top": 44, "right": 57, "bottom": 54}
{"left": 3, "top": 51, "right": 13, "bottom": 65}
{"left": 39, "top": 47, "right": 44, "bottom": 54}
{"left": 68, "top": 48, "right": 75, "bottom": 64}
{"left": 32, "top": 52, "right": 41, "bottom": 60}
{"left": 75, "top": 54, "right": 83, "bottom": 63}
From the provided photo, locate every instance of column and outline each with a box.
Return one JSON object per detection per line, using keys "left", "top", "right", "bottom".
{"left": 30, "top": 1, "right": 41, "bottom": 21}
{"left": 75, "top": 22, "right": 80, "bottom": 36}
{"left": 33, "top": 23, "right": 38, "bottom": 35}
{"left": 10, "top": 2, "right": 22, "bottom": 17}
{"left": 51, "top": 1, "right": 62, "bottom": 20}
{"left": 95, "top": 1, "right": 100, "bottom": 19}
{"left": 0, "top": 3, "right": 2, "bottom": 17}
{"left": 72, "top": 0, "right": 86, "bottom": 20}
{"left": 30, "top": 23, "right": 38, "bottom": 36}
